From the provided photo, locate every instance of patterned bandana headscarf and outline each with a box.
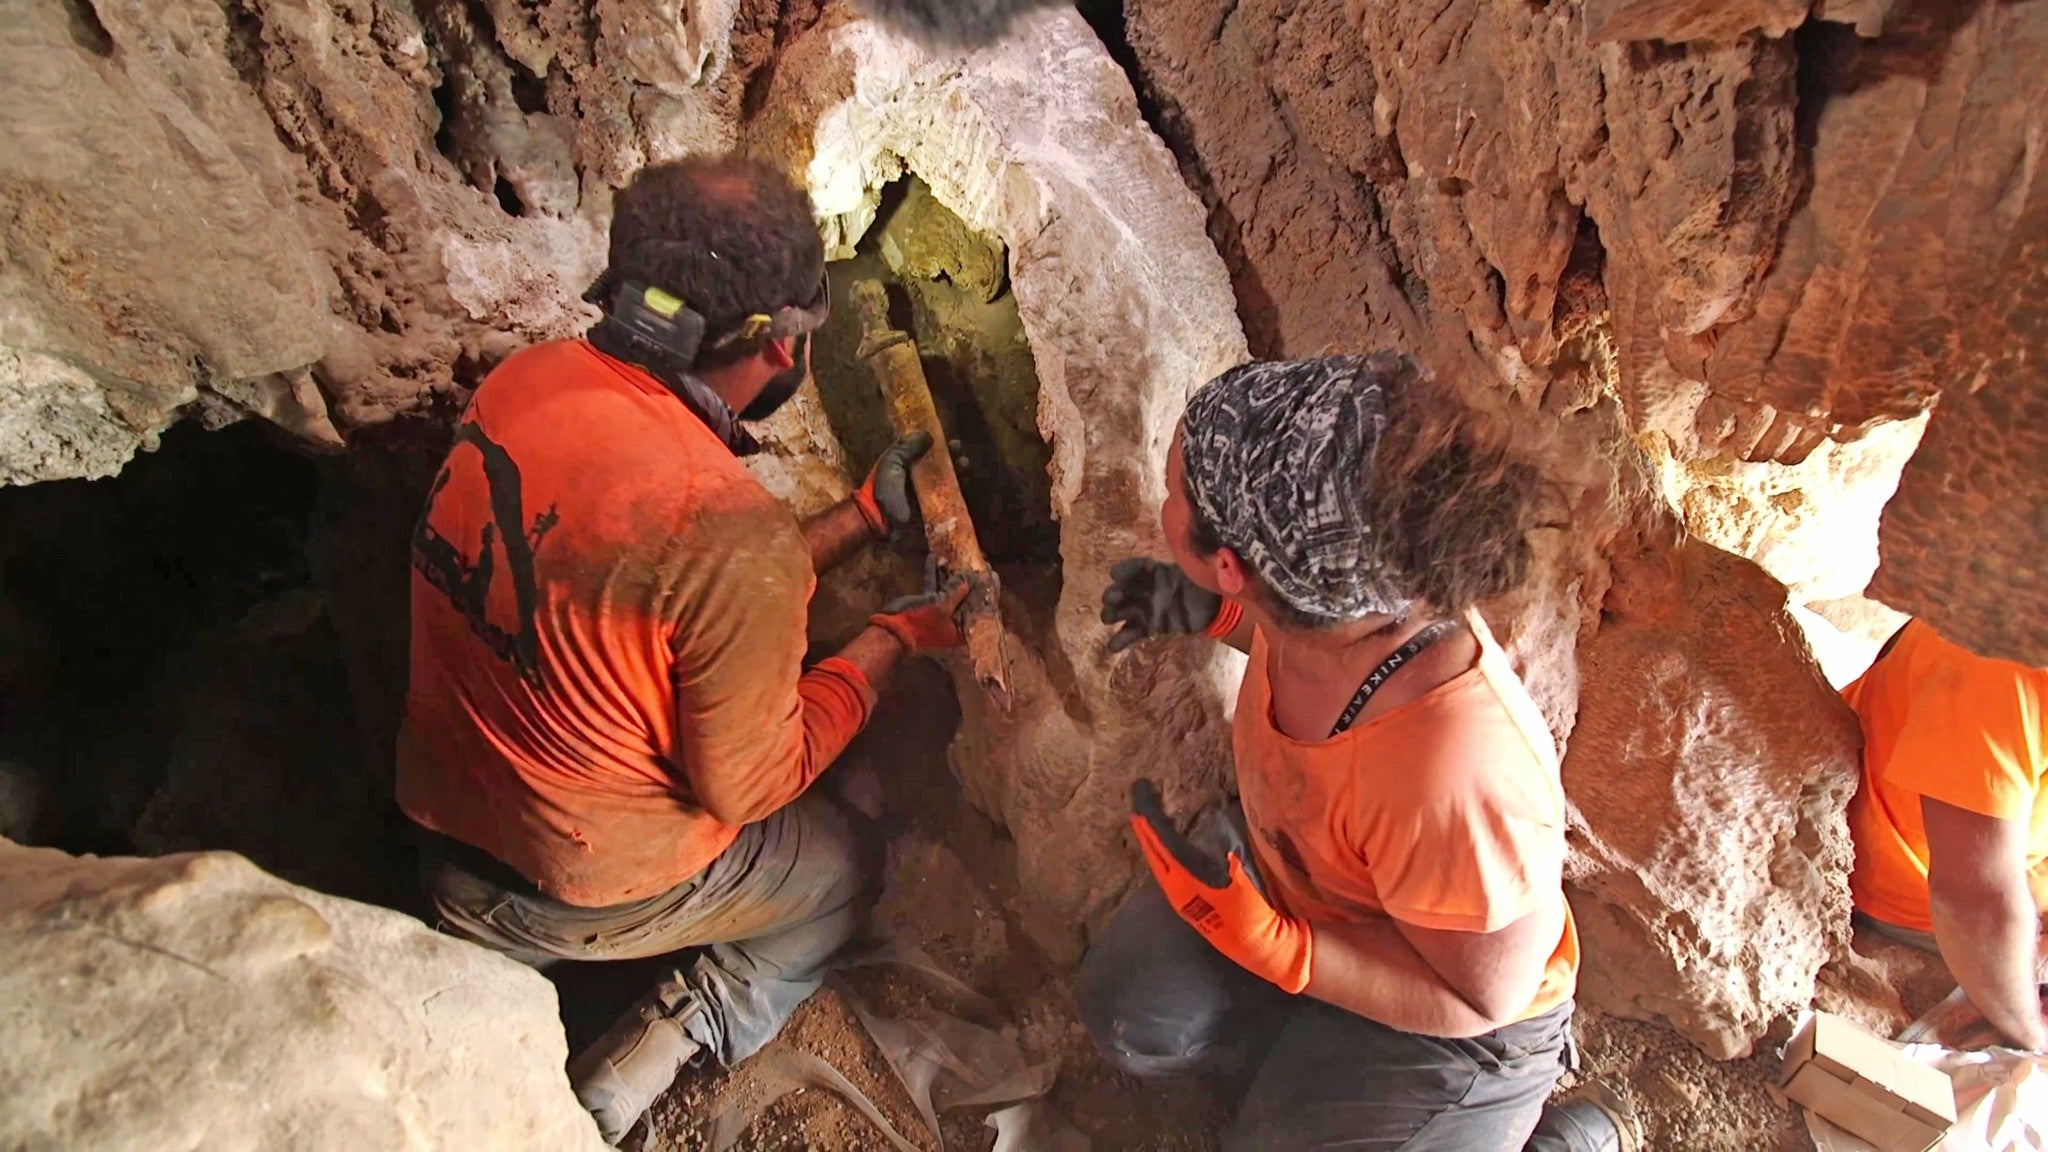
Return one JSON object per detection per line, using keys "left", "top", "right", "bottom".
{"left": 1180, "top": 353, "right": 1409, "bottom": 621}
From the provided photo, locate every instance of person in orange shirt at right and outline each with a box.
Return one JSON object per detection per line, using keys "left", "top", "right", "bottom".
{"left": 1844, "top": 618, "right": 2048, "bottom": 1051}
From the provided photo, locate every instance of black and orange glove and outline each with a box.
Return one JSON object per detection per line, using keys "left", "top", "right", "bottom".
{"left": 869, "top": 573, "right": 970, "bottom": 654}
{"left": 1101, "top": 559, "right": 1240, "bottom": 652}
{"left": 1130, "top": 779, "right": 1313, "bottom": 993}
{"left": 853, "top": 432, "right": 933, "bottom": 537}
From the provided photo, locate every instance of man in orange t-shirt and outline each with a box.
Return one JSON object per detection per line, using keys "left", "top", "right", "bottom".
{"left": 397, "top": 156, "right": 967, "bottom": 1145}
{"left": 1083, "top": 356, "right": 1633, "bottom": 1151}
{"left": 1844, "top": 618, "right": 2048, "bottom": 1051}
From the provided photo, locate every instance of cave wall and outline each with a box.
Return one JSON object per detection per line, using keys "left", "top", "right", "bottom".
{"left": 1125, "top": 0, "right": 2048, "bottom": 668}
{"left": 1564, "top": 537, "right": 1860, "bottom": 1059}
{"left": 0, "top": 0, "right": 341, "bottom": 481}
{"left": 0, "top": 0, "right": 841, "bottom": 484}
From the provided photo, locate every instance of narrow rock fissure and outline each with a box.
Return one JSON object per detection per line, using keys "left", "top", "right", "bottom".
{"left": 60, "top": 0, "right": 115, "bottom": 58}
{"left": 811, "top": 176, "right": 1063, "bottom": 612}
{"left": 1076, "top": 0, "right": 1169, "bottom": 137}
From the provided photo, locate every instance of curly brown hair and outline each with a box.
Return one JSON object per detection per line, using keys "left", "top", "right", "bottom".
{"left": 1363, "top": 361, "right": 1543, "bottom": 616}
{"left": 1187, "top": 355, "right": 1542, "bottom": 626}
{"left": 602, "top": 156, "right": 824, "bottom": 369}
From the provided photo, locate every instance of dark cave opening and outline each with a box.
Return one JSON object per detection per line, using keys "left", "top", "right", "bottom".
{"left": 494, "top": 174, "right": 528, "bottom": 217}
{"left": 509, "top": 63, "right": 550, "bottom": 115}
{"left": 0, "top": 422, "right": 418, "bottom": 908}
{"left": 60, "top": 0, "right": 115, "bottom": 58}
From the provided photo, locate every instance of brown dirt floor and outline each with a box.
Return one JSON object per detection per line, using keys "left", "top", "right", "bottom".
{"left": 582, "top": 666, "right": 1967, "bottom": 1152}
{"left": 635, "top": 658, "right": 1226, "bottom": 1151}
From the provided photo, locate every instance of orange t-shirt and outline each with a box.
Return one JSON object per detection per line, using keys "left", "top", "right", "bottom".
{"left": 1844, "top": 619, "right": 2048, "bottom": 932}
{"left": 397, "top": 340, "right": 873, "bottom": 908}
{"left": 1234, "top": 613, "right": 1579, "bottom": 1022}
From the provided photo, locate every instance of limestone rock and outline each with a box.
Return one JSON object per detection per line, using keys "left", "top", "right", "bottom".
{"left": 1872, "top": 368, "right": 2048, "bottom": 667}
{"left": 0, "top": 347, "right": 162, "bottom": 485}
{"left": 1812, "top": 0, "right": 1904, "bottom": 38}
{"left": 1700, "top": 4, "right": 2048, "bottom": 438}
{"left": 598, "top": 0, "right": 743, "bottom": 94}
{"left": 0, "top": 0, "right": 335, "bottom": 482}
{"left": 1562, "top": 540, "right": 1862, "bottom": 1059}
{"left": 1124, "top": 0, "right": 1412, "bottom": 361}
{"left": 0, "top": 0, "right": 822, "bottom": 475}
{"left": 1867, "top": 13, "right": 2048, "bottom": 667}
{"left": 1657, "top": 412, "right": 1927, "bottom": 605}
{"left": 1657, "top": 410, "right": 1926, "bottom": 680}
{"left": 1130, "top": 0, "right": 2048, "bottom": 472}
{"left": 224, "top": 0, "right": 611, "bottom": 431}
{"left": 1869, "top": 56, "right": 2043, "bottom": 666}
{"left": 1587, "top": 0, "right": 1811, "bottom": 43}
{"left": 771, "top": 12, "right": 1251, "bottom": 959}
{"left": 1355, "top": 1, "right": 1801, "bottom": 442}
{"left": 0, "top": 840, "right": 606, "bottom": 1151}
{"left": 1128, "top": 0, "right": 1798, "bottom": 425}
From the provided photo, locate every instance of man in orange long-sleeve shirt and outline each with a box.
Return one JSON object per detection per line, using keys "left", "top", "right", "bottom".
{"left": 397, "top": 156, "right": 966, "bottom": 1145}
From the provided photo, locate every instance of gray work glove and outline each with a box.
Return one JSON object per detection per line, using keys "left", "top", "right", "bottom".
{"left": 1100, "top": 558, "right": 1223, "bottom": 653}
{"left": 856, "top": 431, "right": 933, "bottom": 534}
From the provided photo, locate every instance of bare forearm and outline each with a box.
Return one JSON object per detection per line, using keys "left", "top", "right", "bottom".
{"left": 1931, "top": 879, "right": 2046, "bottom": 1050}
{"left": 833, "top": 625, "right": 909, "bottom": 697}
{"left": 803, "top": 499, "right": 879, "bottom": 574}
{"left": 1304, "top": 919, "right": 1504, "bottom": 1038}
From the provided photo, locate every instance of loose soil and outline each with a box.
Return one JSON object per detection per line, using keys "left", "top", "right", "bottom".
{"left": 598, "top": 658, "right": 1968, "bottom": 1151}
{"left": 625, "top": 658, "right": 1226, "bottom": 1151}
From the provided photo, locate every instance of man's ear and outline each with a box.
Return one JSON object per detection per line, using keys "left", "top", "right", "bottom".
{"left": 762, "top": 335, "right": 797, "bottom": 371}
{"left": 1214, "top": 547, "right": 1250, "bottom": 598}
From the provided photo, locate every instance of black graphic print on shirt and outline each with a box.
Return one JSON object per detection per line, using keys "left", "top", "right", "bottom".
{"left": 412, "top": 421, "right": 559, "bottom": 685}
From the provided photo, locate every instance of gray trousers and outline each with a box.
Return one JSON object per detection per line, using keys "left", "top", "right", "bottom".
{"left": 416, "top": 790, "right": 872, "bottom": 1066}
{"left": 1853, "top": 910, "right": 1941, "bottom": 954}
{"left": 1078, "top": 809, "right": 1601, "bottom": 1151}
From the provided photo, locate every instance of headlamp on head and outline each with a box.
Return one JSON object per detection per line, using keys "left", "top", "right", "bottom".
{"left": 605, "top": 281, "right": 710, "bottom": 367}
{"left": 602, "top": 272, "right": 832, "bottom": 371}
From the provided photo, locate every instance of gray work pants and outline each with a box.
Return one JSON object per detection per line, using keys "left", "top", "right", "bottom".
{"left": 416, "top": 790, "right": 872, "bottom": 1066}
{"left": 1078, "top": 808, "right": 1601, "bottom": 1151}
{"left": 1853, "top": 910, "right": 1941, "bottom": 954}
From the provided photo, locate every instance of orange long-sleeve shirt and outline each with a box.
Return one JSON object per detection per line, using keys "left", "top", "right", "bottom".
{"left": 397, "top": 339, "right": 873, "bottom": 907}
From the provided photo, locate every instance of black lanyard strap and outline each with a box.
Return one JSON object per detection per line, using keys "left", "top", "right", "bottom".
{"left": 1329, "top": 620, "right": 1461, "bottom": 737}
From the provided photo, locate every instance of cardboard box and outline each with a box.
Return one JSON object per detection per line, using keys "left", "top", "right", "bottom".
{"left": 1780, "top": 1012, "right": 1958, "bottom": 1152}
